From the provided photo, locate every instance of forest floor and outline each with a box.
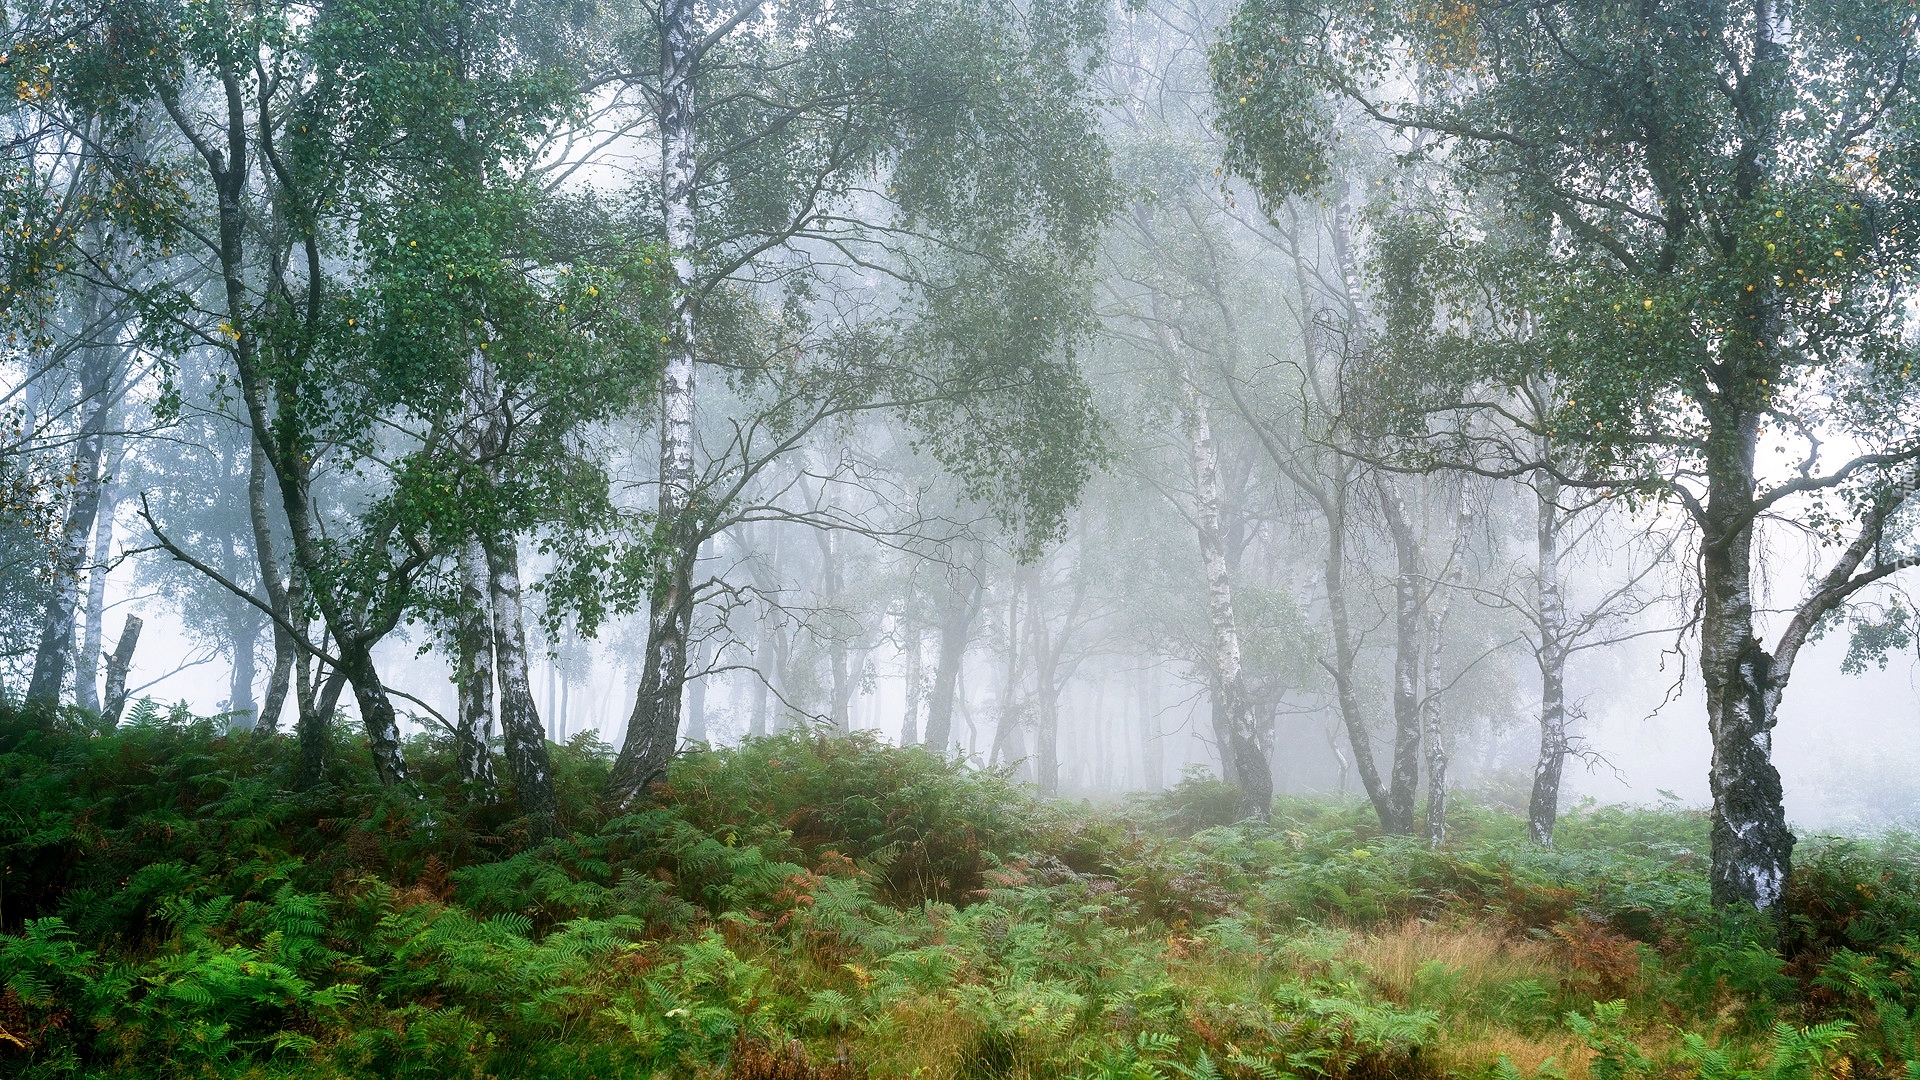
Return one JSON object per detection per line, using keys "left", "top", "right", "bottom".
{"left": 3, "top": 704, "right": 1917, "bottom": 1080}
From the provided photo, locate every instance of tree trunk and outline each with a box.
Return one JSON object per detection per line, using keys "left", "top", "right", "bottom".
{"left": 923, "top": 572, "right": 982, "bottom": 754}
{"left": 610, "top": 537, "right": 695, "bottom": 801}
{"left": 989, "top": 582, "right": 1029, "bottom": 779}
{"left": 332, "top": 640, "right": 410, "bottom": 787}
{"left": 294, "top": 667, "right": 346, "bottom": 791}
{"left": 750, "top": 618, "right": 773, "bottom": 738}
{"left": 1528, "top": 467, "right": 1569, "bottom": 847}
{"left": 1138, "top": 665, "right": 1162, "bottom": 791}
{"left": 1422, "top": 495, "right": 1468, "bottom": 847}
{"left": 454, "top": 538, "right": 499, "bottom": 788}
{"left": 1142, "top": 268, "right": 1271, "bottom": 820}
{"left": 608, "top": 0, "right": 700, "bottom": 804}
{"left": 684, "top": 638, "right": 708, "bottom": 745}
{"left": 75, "top": 482, "right": 116, "bottom": 714}
{"left": 900, "top": 619, "right": 922, "bottom": 746}
{"left": 769, "top": 616, "right": 796, "bottom": 734}
{"left": 1700, "top": 443, "right": 1793, "bottom": 909}
{"left": 1690, "top": 5, "right": 1795, "bottom": 911}
{"left": 487, "top": 536, "right": 557, "bottom": 838}
{"left": 1377, "top": 476, "right": 1423, "bottom": 835}
{"left": 1209, "top": 676, "right": 1240, "bottom": 788}
{"left": 249, "top": 434, "right": 295, "bottom": 735}
{"left": 100, "top": 614, "right": 141, "bottom": 727}
{"left": 27, "top": 334, "right": 115, "bottom": 710}
{"left": 221, "top": 204, "right": 409, "bottom": 790}
{"left": 829, "top": 651, "right": 850, "bottom": 731}
{"left": 1029, "top": 598, "right": 1060, "bottom": 797}
{"left": 228, "top": 611, "right": 259, "bottom": 729}
{"left": 741, "top": 522, "right": 781, "bottom": 739}
{"left": 818, "top": 529, "right": 852, "bottom": 732}
{"left": 1184, "top": 376, "right": 1271, "bottom": 821}
{"left": 1237, "top": 212, "right": 1392, "bottom": 828}
{"left": 546, "top": 663, "right": 558, "bottom": 741}
{"left": 1032, "top": 681, "right": 1059, "bottom": 796}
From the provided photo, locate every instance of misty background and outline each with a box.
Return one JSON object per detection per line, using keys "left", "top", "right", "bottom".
{"left": 10, "top": 0, "right": 1920, "bottom": 837}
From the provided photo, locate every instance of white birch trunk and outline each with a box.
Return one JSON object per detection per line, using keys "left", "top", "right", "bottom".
{"left": 609, "top": 0, "right": 702, "bottom": 802}
{"left": 76, "top": 482, "right": 116, "bottom": 713}
{"left": 1422, "top": 494, "right": 1469, "bottom": 847}
{"left": 487, "top": 537, "right": 556, "bottom": 838}
{"left": 455, "top": 537, "right": 499, "bottom": 788}
{"left": 1529, "top": 447, "right": 1570, "bottom": 847}
{"left": 1377, "top": 476, "right": 1424, "bottom": 835}
{"left": 1179, "top": 348, "right": 1271, "bottom": 820}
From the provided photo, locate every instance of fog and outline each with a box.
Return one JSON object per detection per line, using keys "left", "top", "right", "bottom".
{"left": 117, "top": 504, "right": 1920, "bottom": 834}
{"left": 10, "top": 0, "right": 1920, "bottom": 851}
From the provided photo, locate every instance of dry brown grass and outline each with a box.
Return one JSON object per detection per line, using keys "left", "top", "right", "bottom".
{"left": 853, "top": 995, "right": 981, "bottom": 1080}
{"left": 1433, "top": 1027, "right": 1590, "bottom": 1080}
{"left": 728, "top": 1038, "right": 860, "bottom": 1080}
{"left": 1344, "top": 919, "right": 1566, "bottom": 1001}
{"left": 1345, "top": 920, "right": 1596, "bottom": 1079}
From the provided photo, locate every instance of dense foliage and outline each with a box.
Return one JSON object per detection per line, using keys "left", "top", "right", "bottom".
{"left": 4, "top": 712, "right": 1920, "bottom": 1079}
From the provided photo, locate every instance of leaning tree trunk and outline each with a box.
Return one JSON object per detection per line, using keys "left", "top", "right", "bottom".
{"left": 610, "top": 536, "right": 696, "bottom": 801}
{"left": 454, "top": 538, "right": 499, "bottom": 788}
{"left": 1422, "top": 495, "right": 1468, "bottom": 847}
{"left": 487, "top": 537, "right": 557, "bottom": 839}
{"left": 27, "top": 336, "right": 115, "bottom": 711}
{"left": 293, "top": 666, "right": 345, "bottom": 791}
{"left": 1251, "top": 214, "right": 1394, "bottom": 829}
{"left": 1185, "top": 381, "right": 1271, "bottom": 821}
{"left": 1148, "top": 290, "right": 1270, "bottom": 819}
{"left": 1322, "top": 474, "right": 1394, "bottom": 827}
{"left": 332, "top": 639, "right": 411, "bottom": 788}
{"left": 75, "top": 481, "right": 117, "bottom": 713}
{"left": 248, "top": 435, "right": 295, "bottom": 734}
{"left": 922, "top": 573, "right": 982, "bottom": 754}
{"left": 1528, "top": 466, "right": 1570, "bottom": 847}
{"left": 608, "top": 0, "right": 701, "bottom": 805}
{"left": 1376, "top": 477, "right": 1424, "bottom": 835}
{"left": 199, "top": 106, "right": 410, "bottom": 790}
{"left": 100, "top": 614, "right": 142, "bottom": 727}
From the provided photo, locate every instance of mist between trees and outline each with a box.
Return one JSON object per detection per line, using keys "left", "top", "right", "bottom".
{"left": 4, "top": 0, "right": 1920, "bottom": 912}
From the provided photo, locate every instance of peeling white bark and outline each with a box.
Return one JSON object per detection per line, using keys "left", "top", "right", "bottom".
{"left": 1422, "top": 495, "right": 1469, "bottom": 847}
{"left": 76, "top": 482, "right": 116, "bottom": 714}
{"left": 608, "top": 0, "right": 703, "bottom": 804}
{"left": 1168, "top": 314, "right": 1270, "bottom": 820}
{"left": 455, "top": 537, "right": 499, "bottom": 789}
{"left": 488, "top": 536, "right": 557, "bottom": 837}
{"left": 1529, "top": 455, "right": 1569, "bottom": 848}
{"left": 1377, "top": 476, "right": 1424, "bottom": 835}
{"left": 28, "top": 316, "right": 115, "bottom": 709}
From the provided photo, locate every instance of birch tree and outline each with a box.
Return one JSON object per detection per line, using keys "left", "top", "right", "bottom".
{"left": 1216, "top": 0, "right": 1920, "bottom": 906}
{"left": 601, "top": 0, "right": 1114, "bottom": 803}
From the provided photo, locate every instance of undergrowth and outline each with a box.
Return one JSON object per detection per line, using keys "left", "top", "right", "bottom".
{"left": 2, "top": 705, "right": 1918, "bottom": 1080}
